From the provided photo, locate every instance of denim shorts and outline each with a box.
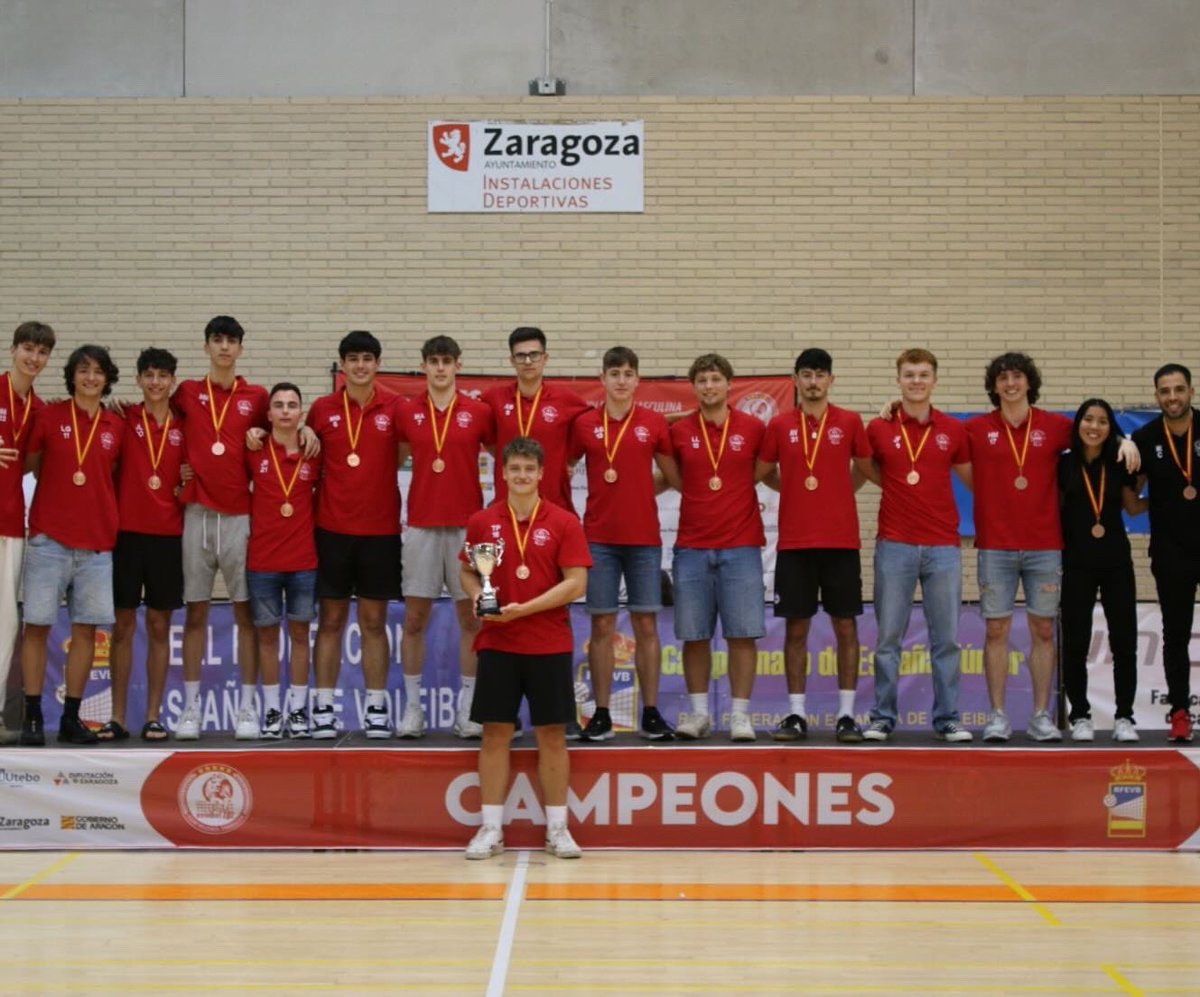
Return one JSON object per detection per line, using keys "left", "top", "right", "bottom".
{"left": 977, "top": 548, "right": 1063, "bottom": 619}
{"left": 586, "top": 543, "right": 663, "bottom": 614}
{"left": 246, "top": 569, "right": 318, "bottom": 628}
{"left": 671, "top": 546, "right": 766, "bottom": 641}
{"left": 22, "top": 534, "right": 115, "bottom": 626}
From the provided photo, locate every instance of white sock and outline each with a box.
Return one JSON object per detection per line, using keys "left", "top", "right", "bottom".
{"left": 403, "top": 673, "right": 422, "bottom": 705}
{"left": 838, "top": 689, "right": 856, "bottom": 718}
{"left": 545, "top": 805, "right": 567, "bottom": 828}
{"left": 366, "top": 688, "right": 388, "bottom": 710}
{"left": 459, "top": 676, "right": 476, "bottom": 712}
{"left": 262, "top": 684, "right": 280, "bottom": 712}
{"left": 481, "top": 804, "right": 504, "bottom": 830}
{"left": 184, "top": 681, "right": 201, "bottom": 710}
{"left": 239, "top": 684, "right": 256, "bottom": 713}
{"left": 689, "top": 693, "right": 708, "bottom": 716}
{"left": 315, "top": 688, "right": 335, "bottom": 710}
{"left": 788, "top": 693, "right": 806, "bottom": 716}
{"left": 731, "top": 697, "right": 750, "bottom": 716}
{"left": 288, "top": 686, "right": 308, "bottom": 712}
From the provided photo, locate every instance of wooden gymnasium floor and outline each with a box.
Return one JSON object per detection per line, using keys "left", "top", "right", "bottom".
{"left": 1, "top": 849, "right": 1198, "bottom": 995}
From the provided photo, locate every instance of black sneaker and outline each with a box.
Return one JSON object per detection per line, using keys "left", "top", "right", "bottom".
{"left": 58, "top": 714, "right": 99, "bottom": 745}
{"left": 639, "top": 707, "right": 675, "bottom": 742}
{"left": 20, "top": 713, "right": 45, "bottom": 747}
{"left": 835, "top": 715, "right": 863, "bottom": 743}
{"left": 564, "top": 719, "right": 582, "bottom": 741}
{"left": 771, "top": 713, "right": 808, "bottom": 742}
{"left": 578, "top": 709, "right": 614, "bottom": 742}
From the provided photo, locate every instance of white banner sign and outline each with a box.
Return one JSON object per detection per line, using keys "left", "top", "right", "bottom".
{"left": 427, "top": 120, "right": 644, "bottom": 213}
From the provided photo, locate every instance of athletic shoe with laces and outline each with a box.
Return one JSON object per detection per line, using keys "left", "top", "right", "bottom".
{"left": 770, "top": 713, "right": 808, "bottom": 742}
{"left": 1070, "top": 717, "right": 1095, "bottom": 742}
{"left": 1168, "top": 708, "right": 1193, "bottom": 743}
{"left": 175, "top": 702, "right": 201, "bottom": 741}
{"left": 260, "top": 708, "right": 283, "bottom": 740}
{"left": 310, "top": 704, "right": 338, "bottom": 740}
{"left": 1112, "top": 717, "right": 1139, "bottom": 743}
{"left": 639, "top": 707, "right": 674, "bottom": 742}
{"left": 452, "top": 708, "right": 482, "bottom": 739}
{"left": 861, "top": 719, "right": 892, "bottom": 742}
{"left": 1026, "top": 709, "right": 1062, "bottom": 742}
{"left": 465, "top": 825, "right": 504, "bottom": 860}
{"left": 578, "top": 709, "right": 614, "bottom": 742}
{"left": 729, "top": 711, "right": 757, "bottom": 742}
{"left": 545, "top": 824, "right": 582, "bottom": 859}
{"left": 835, "top": 715, "right": 863, "bottom": 743}
{"left": 20, "top": 712, "right": 45, "bottom": 747}
{"left": 564, "top": 720, "right": 583, "bottom": 741}
{"left": 935, "top": 721, "right": 973, "bottom": 743}
{"left": 234, "top": 707, "right": 260, "bottom": 741}
{"left": 58, "top": 714, "right": 99, "bottom": 745}
{"left": 981, "top": 708, "right": 1012, "bottom": 743}
{"left": 286, "top": 708, "right": 311, "bottom": 739}
{"left": 674, "top": 711, "right": 712, "bottom": 741}
{"left": 369, "top": 703, "right": 398, "bottom": 739}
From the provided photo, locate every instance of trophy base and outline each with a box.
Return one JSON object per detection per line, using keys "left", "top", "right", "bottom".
{"left": 476, "top": 599, "right": 502, "bottom": 617}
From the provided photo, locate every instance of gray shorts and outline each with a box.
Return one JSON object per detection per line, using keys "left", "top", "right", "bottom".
{"left": 182, "top": 504, "right": 250, "bottom": 603}
{"left": 402, "top": 526, "right": 468, "bottom": 600}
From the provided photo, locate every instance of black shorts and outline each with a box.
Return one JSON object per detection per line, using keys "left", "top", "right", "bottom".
{"left": 315, "top": 529, "right": 402, "bottom": 602}
{"left": 470, "top": 649, "right": 575, "bottom": 727}
{"left": 112, "top": 531, "right": 184, "bottom": 611}
{"left": 773, "top": 548, "right": 863, "bottom": 620}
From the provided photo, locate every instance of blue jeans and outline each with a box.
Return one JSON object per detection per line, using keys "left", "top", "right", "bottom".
{"left": 870, "top": 539, "right": 962, "bottom": 730}
{"left": 586, "top": 543, "right": 663, "bottom": 614}
{"left": 246, "top": 570, "right": 318, "bottom": 628}
{"left": 22, "top": 534, "right": 115, "bottom": 626}
{"left": 672, "top": 546, "right": 766, "bottom": 641}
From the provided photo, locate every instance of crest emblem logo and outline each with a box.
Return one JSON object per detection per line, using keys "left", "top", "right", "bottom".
{"left": 433, "top": 124, "right": 470, "bottom": 171}
{"left": 1103, "top": 759, "right": 1147, "bottom": 838}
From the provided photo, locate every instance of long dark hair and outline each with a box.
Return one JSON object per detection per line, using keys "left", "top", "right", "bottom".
{"left": 1067, "top": 397, "right": 1122, "bottom": 467}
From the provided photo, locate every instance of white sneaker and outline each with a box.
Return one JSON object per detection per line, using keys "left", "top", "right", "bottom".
{"left": 674, "top": 711, "right": 712, "bottom": 740}
{"left": 1070, "top": 717, "right": 1095, "bottom": 742}
{"left": 234, "top": 707, "right": 260, "bottom": 740}
{"left": 397, "top": 701, "right": 425, "bottom": 739}
{"left": 935, "top": 721, "right": 974, "bottom": 743}
{"left": 465, "top": 825, "right": 504, "bottom": 860}
{"left": 175, "top": 702, "right": 201, "bottom": 741}
{"left": 260, "top": 708, "right": 283, "bottom": 740}
{"left": 1112, "top": 717, "right": 1139, "bottom": 743}
{"left": 364, "top": 704, "right": 393, "bottom": 740}
{"left": 545, "top": 824, "right": 582, "bottom": 859}
{"left": 729, "top": 711, "right": 757, "bottom": 742}
{"left": 1026, "top": 709, "right": 1063, "bottom": 742}
{"left": 861, "top": 719, "right": 892, "bottom": 742}
{"left": 310, "top": 704, "right": 338, "bottom": 740}
{"left": 452, "top": 708, "right": 482, "bottom": 739}
{"left": 982, "top": 709, "right": 1012, "bottom": 743}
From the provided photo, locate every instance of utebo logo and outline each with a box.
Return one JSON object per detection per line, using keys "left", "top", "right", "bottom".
{"left": 433, "top": 124, "right": 470, "bottom": 171}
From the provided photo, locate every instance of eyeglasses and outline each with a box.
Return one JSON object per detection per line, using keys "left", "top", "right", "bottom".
{"left": 511, "top": 351, "right": 545, "bottom": 364}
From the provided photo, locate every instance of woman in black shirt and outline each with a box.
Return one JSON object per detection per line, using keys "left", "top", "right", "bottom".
{"left": 1058, "top": 398, "right": 1143, "bottom": 743}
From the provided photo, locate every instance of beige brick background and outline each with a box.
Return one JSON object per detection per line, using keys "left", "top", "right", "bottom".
{"left": 1, "top": 96, "right": 1196, "bottom": 600}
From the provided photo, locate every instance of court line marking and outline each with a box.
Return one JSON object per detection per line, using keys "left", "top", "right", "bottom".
{"left": 1101, "top": 964, "right": 1145, "bottom": 997}
{"left": 973, "top": 852, "right": 1061, "bottom": 925}
{"left": 486, "top": 850, "right": 529, "bottom": 997}
{"left": 0, "top": 852, "right": 79, "bottom": 901}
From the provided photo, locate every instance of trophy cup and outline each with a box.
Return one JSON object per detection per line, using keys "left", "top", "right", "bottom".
{"left": 464, "top": 540, "right": 505, "bottom": 616}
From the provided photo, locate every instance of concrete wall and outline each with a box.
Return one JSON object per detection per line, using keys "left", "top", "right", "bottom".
{"left": 2, "top": 0, "right": 1200, "bottom": 97}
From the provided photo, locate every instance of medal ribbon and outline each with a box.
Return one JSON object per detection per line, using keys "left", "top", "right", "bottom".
{"left": 268, "top": 437, "right": 305, "bottom": 505}
{"left": 603, "top": 407, "right": 635, "bottom": 469}
{"left": 342, "top": 389, "right": 368, "bottom": 454}
{"left": 1162, "top": 418, "right": 1194, "bottom": 486}
{"left": 6, "top": 376, "right": 32, "bottom": 444}
{"left": 141, "top": 408, "right": 172, "bottom": 477}
{"left": 897, "top": 418, "right": 933, "bottom": 476}
{"left": 699, "top": 412, "right": 731, "bottom": 478}
{"left": 515, "top": 386, "right": 543, "bottom": 437}
{"left": 205, "top": 376, "right": 238, "bottom": 449}
{"left": 799, "top": 407, "right": 829, "bottom": 475}
{"left": 1003, "top": 411, "right": 1033, "bottom": 478}
{"left": 1081, "top": 461, "right": 1106, "bottom": 527}
{"left": 70, "top": 401, "right": 103, "bottom": 478}
{"left": 428, "top": 393, "right": 457, "bottom": 459}
{"left": 507, "top": 498, "right": 542, "bottom": 570}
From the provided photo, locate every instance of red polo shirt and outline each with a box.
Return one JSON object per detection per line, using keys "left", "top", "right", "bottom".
{"left": 0, "top": 373, "right": 44, "bottom": 538}
{"left": 116, "top": 404, "right": 186, "bottom": 536}
{"left": 246, "top": 440, "right": 321, "bottom": 572}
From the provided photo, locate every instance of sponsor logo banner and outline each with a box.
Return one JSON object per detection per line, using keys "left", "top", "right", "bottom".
{"left": 428, "top": 120, "right": 644, "bottom": 212}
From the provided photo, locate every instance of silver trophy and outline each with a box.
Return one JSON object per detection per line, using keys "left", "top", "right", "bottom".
{"left": 464, "top": 540, "right": 505, "bottom": 616}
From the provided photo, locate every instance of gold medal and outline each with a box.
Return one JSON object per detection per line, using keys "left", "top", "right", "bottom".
{"left": 211, "top": 441, "right": 226, "bottom": 456}
{"left": 905, "top": 470, "right": 920, "bottom": 486}
{"left": 804, "top": 475, "right": 818, "bottom": 491}
{"left": 1091, "top": 523, "right": 1106, "bottom": 539}
{"left": 72, "top": 470, "right": 86, "bottom": 486}
{"left": 280, "top": 502, "right": 295, "bottom": 518}
{"left": 432, "top": 457, "right": 446, "bottom": 473}
{"left": 708, "top": 475, "right": 723, "bottom": 491}
{"left": 347, "top": 452, "right": 361, "bottom": 467}
{"left": 148, "top": 475, "right": 162, "bottom": 491}
{"left": 1014, "top": 475, "right": 1029, "bottom": 490}
{"left": 515, "top": 564, "right": 531, "bottom": 580}
{"left": 604, "top": 467, "right": 618, "bottom": 483}
{"left": 1185, "top": 485, "right": 1198, "bottom": 501}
